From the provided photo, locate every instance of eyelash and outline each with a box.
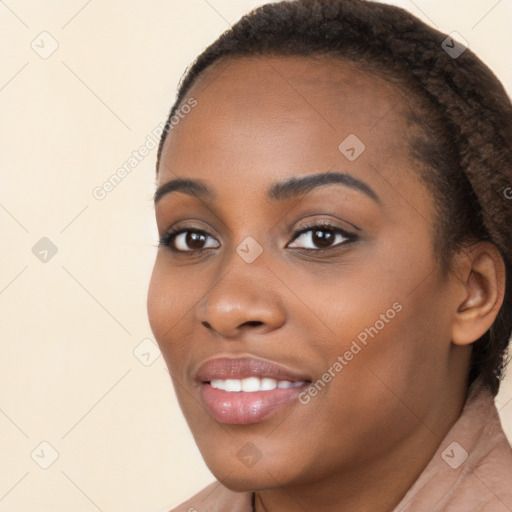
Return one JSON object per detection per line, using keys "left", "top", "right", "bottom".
{"left": 158, "top": 220, "right": 358, "bottom": 255}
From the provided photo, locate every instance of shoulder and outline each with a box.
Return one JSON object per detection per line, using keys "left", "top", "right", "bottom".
{"left": 168, "top": 481, "right": 253, "bottom": 512}
{"left": 395, "top": 381, "right": 512, "bottom": 511}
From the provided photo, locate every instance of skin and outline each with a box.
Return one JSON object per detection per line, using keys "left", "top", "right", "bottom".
{"left": 147, "top": 55, "right": 505, "bottom": 512}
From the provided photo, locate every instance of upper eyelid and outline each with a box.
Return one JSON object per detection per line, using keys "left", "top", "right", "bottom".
{"left": 165, "top": 221, "right": 351, "bottom": 239}
{"left": 292, "top": 221, "right": 356, "bottom": 236}
{"left": 164, "top": 216, "right": 357, "bottom": 235}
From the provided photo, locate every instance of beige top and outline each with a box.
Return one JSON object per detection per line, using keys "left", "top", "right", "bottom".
{"left": 169, "top": 380, "right": 512, "bottom": 511}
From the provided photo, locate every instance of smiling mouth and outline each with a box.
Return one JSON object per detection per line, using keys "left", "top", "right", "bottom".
{"left": 196, "top": 356, "right": 312, "bottom": 424}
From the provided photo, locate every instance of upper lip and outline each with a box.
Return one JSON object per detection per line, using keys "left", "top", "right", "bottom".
{"left": 196, "top": 356, "right": 311, "bottom": 383}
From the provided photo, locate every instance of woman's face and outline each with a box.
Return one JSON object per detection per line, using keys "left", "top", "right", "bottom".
{"left": 147, "top": 56, "right": 467, "bottom": 490}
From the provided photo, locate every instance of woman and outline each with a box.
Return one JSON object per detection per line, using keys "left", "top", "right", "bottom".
{"left": 147, "top": 0, "right": 512, "bottom": 510}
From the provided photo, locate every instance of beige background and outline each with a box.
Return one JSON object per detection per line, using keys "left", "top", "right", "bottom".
{"left": 0, "top": 1, "right": 511, "bottom": 511}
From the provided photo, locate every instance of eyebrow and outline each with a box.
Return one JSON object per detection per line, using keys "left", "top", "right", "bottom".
{"left": 153, "top": 171, "right": 380, "bottom": 205}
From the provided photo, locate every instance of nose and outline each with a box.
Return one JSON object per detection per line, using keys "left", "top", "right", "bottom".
{"left": 197, "top": 263, "right": 286, "bottom": 339}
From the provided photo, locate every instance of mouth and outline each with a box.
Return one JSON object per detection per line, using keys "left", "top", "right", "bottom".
{"left": 196, "top": 357, "right": 311, "bottom": 425}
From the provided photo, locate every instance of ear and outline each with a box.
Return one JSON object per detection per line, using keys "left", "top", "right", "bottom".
{"left": 451, "top": 242, "right": 506, "bottom": 346}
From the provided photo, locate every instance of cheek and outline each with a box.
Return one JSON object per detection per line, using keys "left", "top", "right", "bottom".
{"left": 147, "top": 259, "right": 172, "bottom": 343}
{"left": 146, "top": 266, "right": 161, "bottom": 337}
{"left": 325, "top": 277, "right": 451, "bottom": 437}
{"left": 147, "top": 256, "right": 219, "bottom": 382}
{"left": 146, "top": 258, "right": 194, "bottom": 358}
{"left": 298, "top": 233, "right": 450, "bottom": 404}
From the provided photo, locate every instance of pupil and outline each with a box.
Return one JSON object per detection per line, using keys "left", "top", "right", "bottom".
{"left": 313, "top": 229, "right": 333, "bottom": 248}
{"left": 187, "top": 232, "right": 205, "bottom": 249}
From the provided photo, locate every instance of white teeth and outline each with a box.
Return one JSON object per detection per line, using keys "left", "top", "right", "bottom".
{"left": 261, "top": 378, "right": 277, "bottom": 391}
{"left": 241, "top": 377, "right": 261, "bottom": 392}
{"left": 209, "top": 377, "right": 303, "bottom": 392}
{"left": 224, "top": 379, "right": 242, "bottom": 392}
{"left": 210, "top": 379, "right": 225, "bottom": 390}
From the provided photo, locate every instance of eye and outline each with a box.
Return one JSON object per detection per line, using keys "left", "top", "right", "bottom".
{"left": 287, "top": 221, "right": 357, "bottom": 252}
{"left": 159, "top": 228, "right": 220, "bottom": 252}
{"left": 158, "top": 221, "right": 357, "bottom": 254}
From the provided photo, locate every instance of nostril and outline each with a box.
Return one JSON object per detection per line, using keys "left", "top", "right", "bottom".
{"left": 200, "top": 319, "right": 264, "bottom": 331}
{"left": 243, "top": 321, "right": 264, "bottom": 327}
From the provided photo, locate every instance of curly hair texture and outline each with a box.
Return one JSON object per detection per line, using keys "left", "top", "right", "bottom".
{"left": 156, "top": 0, "right": 512, "bottom": 396}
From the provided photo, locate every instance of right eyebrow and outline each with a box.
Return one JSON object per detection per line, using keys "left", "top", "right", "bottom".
{"left": 153, "top": 178, "right": 216, "bottom": 205}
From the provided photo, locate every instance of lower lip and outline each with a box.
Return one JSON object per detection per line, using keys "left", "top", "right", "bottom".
{"left": 200, "top": 382, "right": 308, "bottom": 425}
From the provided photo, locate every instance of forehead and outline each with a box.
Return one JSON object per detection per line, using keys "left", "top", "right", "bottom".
{"left": 158, "top": 55, "right": 425, "bottom": 206}
{"left": 195, "top": 54, "right": 402, "bottom": 101}
{"left": 161, "top": 55, "right": 414, "bottom": 160}
{"left": 185, "top": 54, "right": 409, "bottom": 123}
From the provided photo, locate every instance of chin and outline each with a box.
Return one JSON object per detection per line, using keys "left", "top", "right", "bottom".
{"left": 200, "top": 448, "right": 309, "bottom": 492}
{"left": 209, "top": 471, "right": 282, "bottom": 493}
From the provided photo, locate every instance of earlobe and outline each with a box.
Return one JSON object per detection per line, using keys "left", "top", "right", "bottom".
{"left": 451, "top": 243, "right": 506, "bottom": 346}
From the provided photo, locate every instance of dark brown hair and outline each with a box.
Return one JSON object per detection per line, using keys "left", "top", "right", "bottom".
{"left": 156, "top": 0, "right": 512, "bottom": 396}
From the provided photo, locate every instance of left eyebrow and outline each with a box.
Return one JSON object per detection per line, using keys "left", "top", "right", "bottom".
{"left": 153, "top": 171, "right": 379, "bottom": 205}
{"left": 267, "top": 172, "right": 380, "bottom": 203}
